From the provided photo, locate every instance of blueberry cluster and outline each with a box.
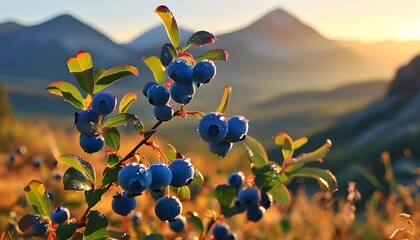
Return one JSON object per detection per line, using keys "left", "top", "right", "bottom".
{"left": 212, "top": 223, "right": 237, "bottom": 240}
{"left": 114, "top": 158, "right": 194, "bottom": 220}
{"left": 74, "top": 91, "right": 117, "bottom": 153}
{"left": 198, "top": 113, "right": 249, "bottom": 156}
{"left": 143, "top": 57, "right": 217, "bottom": 121}
{"left": 30, "top": 206, "right": 71, "bottom": 237}
{"left": 233, "top": 187, "right": 273, "bottom": 222}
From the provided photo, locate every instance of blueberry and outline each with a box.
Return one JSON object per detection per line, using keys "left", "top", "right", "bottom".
{"left": 31, "top": 219, "right": 49, "bottom": 237}
{"left": 154, "top": 196, "right": 182, "bottom": 222}
{"left": 260, "top": 192, "right": 273, "bottom": 209}
{"left": 149, "top": 162, "right": 173, "bottom": 192}
{"left": 53, "top": 171, "right": 62, "bottom": 181}
{"left": 112, "top": 192, "right": 137, "bottom": 216}
{"left": 143, "top": 81, "right": 158, "bottom": 97}
{"left": 234, "top": 199, "right": 246, "bottom": 213}
{"left": 147, "top": 84, "right": 170, "bottom": 107}
{"left": 160, "top": 43, "right": 175, "bottom": 66}
{"left": 74, "top": 109, "right": 99, "bottom": 136}
{"left": 212, "top": 223, "right": 229, "bottom": 240}
{"left": 153, "top": 104, "right": 174, "bottom": 121}
{"left": 169, "top": 158, "right": 194, "bottom": 187}
{"left": 91, "top": 91, "right": 117, "bottom": 115}
{"left": 237, "top": 187, "right": 260, "bottom": 207}
{"left": 226, "top": 233, "right": 238, "bottom": 240}
{"left": 246, "top": 206, "right": 265, "bottom": 222}
{"left": 8, "top": 153, "right": 15, "bottom": 165}
{"left": 198, "top": 112, "right": 229, "bottom": 144}
{"left": 118, "top": 163, "right": 152, "bottom": 195}
{"left": 51, "top": 206, "right": 70, "bottom": 224}
{"left": 132, "top": 211, "right": 142, "bottom": 224}
{"left": 224, "top": 115, "right": 249, "bottom": 143}
{"left": 167, "top": 59, "right": 193, "bottom": 84}
{"left": 170, "top": 82, "right": 195, "bottom": 104}
{"left": 228, "top": 171, "right": 245, "bottom": 189}
{"left": 33, "top": 156, "right": 44, "bottom": 168}
{"left": 192, "top": 60, "right": 216, "bottom": 84}
{"left": 79, "top": 134, "right": 104, "bottom": 154}
{"left": 169, "top": 215, "right": 187, "bottom": 233}
{"left": 208, "top": 141, "right": 233, "bottom": 157}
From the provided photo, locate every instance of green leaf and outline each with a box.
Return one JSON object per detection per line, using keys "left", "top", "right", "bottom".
{"left": 94, "top": 64, "right": 138, "bottom": 93}
{"left": 254, "top": 163, "right": 281, "bottom": 191}
{"left": 214, "top": 184, "right": 236, "bottom": 208}
{"left": 45, "top": 81, "right": 85, "bottom": 109}
{"left": 60, "top": 155, "right": 96, "bottom": 184}
{"left": 285, "top": 139, "right": 332, "bottom": 172}
{"left": 84, "top": 210, "right": 108, "bottom": 240}
{"left": 196, "top": 49, "right": 229, "bottom": 62}
{"left": 220, "top": 206, "right": 237, "bottom": 218}
{"left": 216, "top": 85, "right": 231, "bottom": 114}
{"left": 293, "top": 137, "right": 308, "bottom": 149}
{"left": 63, "top": 167, "right": 94, "bottom": 191}
{"left": 289, "top": 167, "right": 338, "bottom": 192}
{"left": 269, "top": 184, "right": 291, "bottom": 207}
{"left": 23, "top": 180, "right": 50, "bottom": 217}
{"left": 241, "top": 136, "right": 269, "bottom": 168}
{"left": 102, "top": 127, "right": 120, "bottom": 151}
{"left": 94, "top": 68, "right": 106, "bottom": 81}
{"left": 192, "top": 168, "right": 204, "bottom": 185}
{"left": 142, "top": 56, "right": 166, "bottom": 84}
{"left": 165, "top": 144, "right": 177, "bottom": 161}
{"left": 274, "top": 132, "right": 294, "bottom": 159}
{"left": 56, "top": 221, "right": 78, "bottom": 240}
{"left": 85, "top": 189, "right": 107, "bottom": 208}
{"left": 103, "top": 113, "right": 144, "bottom": 131}
{"left": 107, "top": 154, "right": 120, "bottom": 168}
{"left": 183, "top": 31, "right": 216, "bottom": 51}
{"left": 350, "top": 165, "right": 386, "bottom": 193}
{"left": 161, "top": 43, "right": 178, "bottom": 61}
{"left": 102, "top": 167, "right": 122, "bottom": 186}
{"left": 67, "top": 51, "right": 94, "bottom": 94}
{"left": 119, "top": 92, "right": 137, "bottom": 113}
{"left": 155, "top": 5, "right": 180, "bottom": 48}
{"left": 177, "top": 186, "right": 191, "bottom": 202}
{"left": 187, "top": 212, "right": 203, "bottom": 233}
{"left": 18, "top": 214, "right": 41, "bottom": 233}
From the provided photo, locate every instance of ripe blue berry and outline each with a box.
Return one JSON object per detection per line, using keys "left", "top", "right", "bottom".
{"left": 237, "top": 187, "right": 260, "bottom": 207}
{"left": 149, "top": 162, "right": 173, "bottom": 192}
{"left": 260, "top": 192, "right": 273, "bottom": 209}
{"left": 246, "top": 206, "right": 265, "bottom": 222}
{"left": 212, "top": 223, "right": 229, "bottom": 240}
{"left": 74, "top": 110, "right": 99, "bottom": 136}
{"left": 132, "top": 211, "right": 142, "bottom": 224}
{"left": 33, "top": 156, "right": 44, "bottom": 168}
{"left": 228, "top": 171, "right": 245, "bottom": 189}
{"left": 147, "top": 84, "right": 170, "bottom": 107}
{"left": 51, "top": 206, "right": 70, "bottom": 224}
{"left": 143, "top": 81, "right": 158, "bottom": 96}
{"left": 112, "top": 192, "right": 137, "bottom": 216}
{"left": 192, "top": 60, "right": 216, "bottom": 84}
{"left": 91, "top": 91, "right": 117, "bottom": 115}
{"left": 234, "top": 199, "right": 246, "bottom": 213}
{"left": 169, "top": 215, "right": 187, "bottom": 233}
{"left": 208, "top": 141, "right": 233, "bottom": 157}
{"left": 160, "top": 43, "right": 175, "bottom": 66}
{"left": 53, "top": 172, "right": 62, "bottom": 181}
{"left": 226, "top": 233, "right": 238, "bottom": 240}
{"left": 153, "top": 104, "right": 173, "bottom": 121}
{"left": 154, "top": 196, "right": 182, "bottom": 222}
{"left": 198, "top": 112, "right": 229, "bottom": 144}
{"left": 170, "top": 82, "right": 195, "bottom": 104}
{"left": 118, "top": 163, "right": 152, "bottom": 195}
{"left": 225, "top": 115, "right": 249, "bottom": 143}
{"left": 31, "top": 219, "right": 49, "bottom": 237}
{"left": 79, "top": 134, "right": 104, "bottom": 154}
{"left": 167, "top": 59, "right": 193, "bottom": 84}
{"left": 169, "top": 158, "right": 194, "bottom": 187}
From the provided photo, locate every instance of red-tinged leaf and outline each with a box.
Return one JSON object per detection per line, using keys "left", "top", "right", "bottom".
{"left": 142, "top": 56, "right": 165, "bottom": 84}
{"left": 293, "top": 137, "right": 308, "bottom": 149}
{"left": 285, "top": 139, "right": 332, "bottom": 172}
{"left": 196, "top": 49, "right": 229, "bottom": 62}
{"left": 177, "top": 186, "right": 191, "bottom": 202}
{"left": 275, "top": 132, "right": 294, "bottom": 159}
{"left": 241, "top": 136, "right": 269, "bottom": 168}
{"left": 178, "top": 52, "right": 195, "bottom": 66}
{"left": 23, "top": 180, "right": 50, "bottom": 217}
{"left": 18, "top": 214, "right": 41, "bottom": 232}
{"left": 67, "top": 51, "right": 94, "bottom": 94}
{"left": 155, "top": 5, "right": 180, "bottom": 48}
{"left": 182, "top": 31, "right": 216, "bottom": 51}
{"left": 216, "top": 85, "right": 232, "bottom": 114}
{"left": 119, "top": 92, "right": 137, "bottom": 113}
{"left": 94, "top": 64, "right": 138, "bottom": 93}
{"left": 45, "top": 81, "right": 85, "bottom": 109}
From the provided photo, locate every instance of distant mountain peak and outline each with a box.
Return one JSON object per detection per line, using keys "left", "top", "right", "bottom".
{"left": 0, "top": 21, "right": 24, "bottom": 33}
{"left": 259, "top": 8, "right": 302, "bottom": 27}
{"left": 42, "top": 14, "right": 83, "bottom": 26}
{"left": 388, "top": 55, "right": 420, "bottom": 96}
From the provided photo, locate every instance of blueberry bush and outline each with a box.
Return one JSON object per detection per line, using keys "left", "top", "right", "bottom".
{"left": 15, "top": 5, "right": 338, "bottom": 239}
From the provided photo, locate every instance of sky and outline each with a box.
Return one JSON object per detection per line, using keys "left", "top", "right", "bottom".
{"left": 1, "top": 0, "right": 420, "bottom": 44}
